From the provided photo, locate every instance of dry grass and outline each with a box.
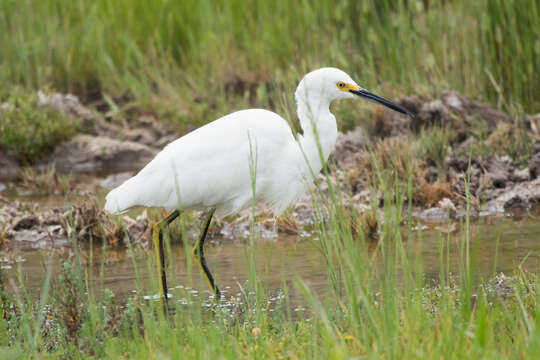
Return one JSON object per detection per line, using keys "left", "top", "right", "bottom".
{"left": 274, "top": 209, "right": 302, "bottom": 235}
{"left": 18, "top": 166, "right": 75, "bottom": 196}
{"left": 355, "top": 137, "right": 417, "bottom": 186}
{"left": 415, "top": 182, "right": 453, "bottom": 207}
{"left": 61, "top": 197, "right": 134, "bottom": 246}
{"left": 351, "top": 209, "right": 378, "bottom": 240}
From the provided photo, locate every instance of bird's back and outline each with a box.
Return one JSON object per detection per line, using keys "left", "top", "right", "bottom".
{"left": 105, "top": 109, "right": 306, "bottom": 216}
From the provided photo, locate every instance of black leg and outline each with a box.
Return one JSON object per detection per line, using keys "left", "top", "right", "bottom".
{"left": 192, "top": 208, "right": 220, "bottom": 297}
{"left": 158, "top": 226, "right": 168, "bottom": 302}
{"left": 152, "top": 209, "right": 180, "bottom": 304}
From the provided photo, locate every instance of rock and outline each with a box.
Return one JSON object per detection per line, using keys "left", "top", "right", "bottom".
{"left": 483, "top": 177, "right": 540, "bottom": 213}
{"left": 529, "top": 152, "right": 540, "bottom": 179}
{"left": 486, "top": 157, "right": 510, "bottom": 188}
{"left": 0, "top": 183, "right": 6, "bottom": 192}
{"left": 37, "top": 91, "right": 96, "bottom": 121}
{"left": 12, "top": 229, "right": 48, "bottom": 245}
{"left": 438, "top": 197, "right": 456, "bottom": 215}
{"left": 0, "top": 148, "right": 21, "bottom": 181}
{"left": 37, "top": 91, "right": 97, "bottom": 132}
{"left": 42, "top": 135, "right": 156, "bottom": 173}
{"left": 441, "top": 91, "right": 462, "bottom": 109}
{"left": 334, "top": 127, "right": 369, "bottom": 168}
{"left": 500, "top": 155, "right": 512, "bottom": 164}
{"left": 0, "top": 198, "right": 69, "bottom": 248}
{"left": 440, "top": 91, "right": 511, "bottom": 131}
{"left": 511, "top": 168, "right": 529, "bottom": 182}
{"left": 34, "top": 91, "right": 176, "bottom": 151}
{"left": 413, "top": 100, "right": 451, "bottom": 131}
{"left": 503, "top": 195, "right": 527, "bottom": 212}
{"left": 13, "top": 214, "right": 39, "bottom": 230}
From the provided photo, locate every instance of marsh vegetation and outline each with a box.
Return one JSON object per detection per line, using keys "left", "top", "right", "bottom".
{"left": 0, "top": 0, "right": 539, "bottom": 358}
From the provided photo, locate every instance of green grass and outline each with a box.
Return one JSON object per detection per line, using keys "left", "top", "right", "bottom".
{"left": 0, "top": 0, "right": 538, "bottom": 135}
{"left": 419, "top": 126, "right": 451, "bottom": 179}
{"left": 0, "top": 88, "right": 80, "bottom": 163}
{"left": 0, "top": 137, "right": 538, "bottom": 359}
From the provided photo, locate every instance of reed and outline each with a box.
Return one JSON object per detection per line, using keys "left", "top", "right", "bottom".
{"left": 0, "top": 1, "right": 538, "bottom": 357}
{"left": 0, "top": 154, "right": 537, "bottom": 359}
{"left": 1, "top": 0, "right": 538, "bottom": 129}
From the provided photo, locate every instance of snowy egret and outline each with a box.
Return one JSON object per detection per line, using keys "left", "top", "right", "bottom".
{"left": 104, "top": 67, "right": 410, "bottom": 300}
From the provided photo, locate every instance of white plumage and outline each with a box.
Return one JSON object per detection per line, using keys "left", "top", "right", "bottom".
{"left": 104, "top": 67, "right": 408, "bottom": 217}
{"left": 104, "top": 108, "right": 306, "bottom": 217}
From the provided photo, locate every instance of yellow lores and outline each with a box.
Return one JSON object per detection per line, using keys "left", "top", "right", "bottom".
{"left": 337, "top": 81, "right": 360, "bottom": 92}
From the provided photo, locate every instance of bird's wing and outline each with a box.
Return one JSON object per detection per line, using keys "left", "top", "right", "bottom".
{"left": 104, "top": 109, "right": 296, "bottom": 215}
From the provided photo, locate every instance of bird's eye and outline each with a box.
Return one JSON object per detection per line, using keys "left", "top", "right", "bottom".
{"left": 337, "top": 82, "right": 345, "bottom": 89}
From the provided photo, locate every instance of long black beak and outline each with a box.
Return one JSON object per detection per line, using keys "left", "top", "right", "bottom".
{"left": 350, "top": 89, "right": 412, "bottom": 117}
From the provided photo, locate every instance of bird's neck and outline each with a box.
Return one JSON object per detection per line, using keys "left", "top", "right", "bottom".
{"left": 295, "top": 87, "right": 337, "bottom": 176}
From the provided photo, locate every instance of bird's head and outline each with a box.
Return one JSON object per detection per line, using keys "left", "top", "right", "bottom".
{"left": 299, "top": 67, "right": 411, "bottom": 116}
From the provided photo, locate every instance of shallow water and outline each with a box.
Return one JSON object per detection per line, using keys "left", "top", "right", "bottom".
{"left": 2, "top": 208, "right": 540, "bottom": 304}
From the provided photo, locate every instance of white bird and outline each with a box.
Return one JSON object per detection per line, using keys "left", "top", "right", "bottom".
{"left": 104, "top": 67, "right": 410, "bottom": 300}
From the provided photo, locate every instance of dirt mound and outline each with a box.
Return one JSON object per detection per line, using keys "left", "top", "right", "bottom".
{"left": 333, "top": 127, "right": 370, "bottom": 169}
{"left": 36, "top": 92, "right": 175, "bottom": 174}
{"left": 3, "top": 88, "right": 539, "bottom": 249}
{"left": 42, "top": 134, "right": 156, "bottom": 174}
{"left": 37, "top": 91, "right": 97, "bottom": 125}
{"left": 90, "top": 115, "right": 179, "bottom": 150}
{"left": 374, "top": 91, "right": 512, "bottom": 139}
{"left": 0, "top": 91, "right": 179, "bottom": 179}
{"left": 483, "top": 177, "right": 540, "bottom": 213}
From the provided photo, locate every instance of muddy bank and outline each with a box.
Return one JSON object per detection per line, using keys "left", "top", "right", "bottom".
{"left": 1, "top": 90, "right": 540, "bottom": 247}
{"left": 0, "top": 194, "right": 152, "bottom": 249}
{"left": 221, "top": 91, "right": 540, "bottom": 232}
{"left": 335, "top": 91, "right": 540, "bottom": 220}
{"left": 0, "top": 91, "right": 178, "bottom": 180}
